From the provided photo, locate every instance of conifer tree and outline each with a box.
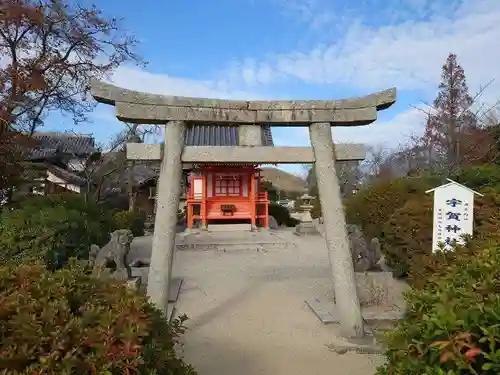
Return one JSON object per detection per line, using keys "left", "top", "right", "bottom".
{"left": 423, "top": 53, "right": 475, "bottom": 170}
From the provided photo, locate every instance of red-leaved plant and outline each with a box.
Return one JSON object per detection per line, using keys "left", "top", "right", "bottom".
{"left": 0, "top": 259, "right": 196, "bottom": 375}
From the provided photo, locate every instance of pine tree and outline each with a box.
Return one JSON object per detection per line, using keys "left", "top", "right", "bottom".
{"left": 424, "top": 53, "right": 475, "bottom": 171}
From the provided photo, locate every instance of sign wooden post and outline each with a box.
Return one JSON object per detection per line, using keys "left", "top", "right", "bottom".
{"left": 425, "top": 179, "right": 483, "bottom": 252}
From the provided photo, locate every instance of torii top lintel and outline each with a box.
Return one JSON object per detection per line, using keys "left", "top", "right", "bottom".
{"left": 90, "top": 80, "right": 396, "bottom": 126}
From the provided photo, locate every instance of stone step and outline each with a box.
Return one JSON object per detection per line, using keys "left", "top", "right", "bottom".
{"left": 174, "top": 230, "right": 294, "bottom": 251}
{"left": 129, "top": 231, "right": 295, "bottom": 257}
{"left": 176, "top": 240, "right": 290, "bottom": 251}
{"left": 207, "top": 223, "right": 252, "bottom": 232}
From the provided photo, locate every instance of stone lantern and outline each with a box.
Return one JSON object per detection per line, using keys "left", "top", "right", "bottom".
{"left": 294, "top": 193, "right": 320, "bottom": 236}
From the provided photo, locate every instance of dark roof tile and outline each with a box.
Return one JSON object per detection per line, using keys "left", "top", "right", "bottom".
{"left": 28, "top": 132, "right": 96, "bottom": 159}
{"left": 185, "top": 124, "right": 274, "bottom": 146}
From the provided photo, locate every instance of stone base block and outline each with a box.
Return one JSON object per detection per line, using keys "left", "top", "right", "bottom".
{"left": 326, "top": 335, "right": 383, "bottom": 354}
{"left": 305, "top": 297, "right": 404, "bottom": 330}
{"left": 169, "top": 277, "right": 183, "bottom": 303}
{"left": 167, "top": 303, "right": 176, "bottom": 323}
{"left": 355, "top": 272, "right": 409, "bottom": 308}
{"left": 294, "top": 222, "right": 321, "bottom": 236}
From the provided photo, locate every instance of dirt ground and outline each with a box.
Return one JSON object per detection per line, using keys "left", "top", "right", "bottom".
{"left": 131, "top": 231, "right": 384, "bottom": 375}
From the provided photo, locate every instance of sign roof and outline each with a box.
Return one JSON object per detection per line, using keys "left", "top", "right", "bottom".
{"left": 425, "top": 178, "right": 484, "bottom": 196}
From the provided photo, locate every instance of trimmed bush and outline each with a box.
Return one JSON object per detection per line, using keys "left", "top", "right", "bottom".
{"left": 379, "top": 195, "right": 434, "bottom": 278}
{"left": 344, "top": 176, "right": 440, "bottom": 240}
{"left": 381, "top": 191, "right": 500, "bottom": 280}
{"left": 453, "top": 164, "right": 500, "bottom": 192}
{"left": 376, "top": 243, "right": 500, "bottom": 375}
{"left": 112, "top": 209, "right": 146, "bottom": 237}
{"left": 0, "top": 193, "right": 112, "bottom": 268}
{"left": 268, "top": 202, "right": 300, "bottom": 227}
{"left": 310, "top": 198, "right": 322, "bottom": 219}
{"left": 0, "top": 259, "right": 196, "bottom": 375}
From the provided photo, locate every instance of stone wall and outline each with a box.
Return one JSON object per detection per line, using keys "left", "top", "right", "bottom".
{"left": 355, "top": 272, "right": 408, "bottom": 309}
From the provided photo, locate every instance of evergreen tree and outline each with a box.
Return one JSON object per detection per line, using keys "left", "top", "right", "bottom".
{"left": 424, "top": 53, "right": 475, "bottom": 171}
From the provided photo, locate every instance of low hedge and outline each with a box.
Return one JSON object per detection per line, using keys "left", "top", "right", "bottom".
{"left": 380, "top": 191, "right": 500, "bottom": 280}
{"left": 376, "top": 242, "right": 500, "bottom": 375}
{"left": 0, "top": 259, "right": 196, "bottom": 375}
{"left": 111, "top": 209, "right": 146, "bottom": 237}
{"left": 0, "top": 194, "right": 113, "bottom": 268}
{"left": 452, "top": 164, "right": 500, "bottom": 193}
{"left": 344, "top": 176, "right": 440, "bottom": 240}
{"left": 268, "top": 203, "right": 300, "bottom": 227}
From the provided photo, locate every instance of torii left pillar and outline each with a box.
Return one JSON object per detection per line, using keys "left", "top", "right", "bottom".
{"left": 146, "top": 120, "right": 185, "bottom": 316}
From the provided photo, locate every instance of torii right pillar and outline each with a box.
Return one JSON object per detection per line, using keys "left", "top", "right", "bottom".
{"left": 307, "top": 89, "right": 396, "bottom": 338}
{"left": 309, "top": 122, "right": 364, "bottom": 337}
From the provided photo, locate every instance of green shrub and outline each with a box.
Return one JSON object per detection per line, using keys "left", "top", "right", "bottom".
{"left": 0, "top": 259, "right": 196, "bottom": 375}
{"left": 0, "top": 194, "right": 112, "bottom": 268}
{"left": 310, "top": 198, "right": 322, "bottom": 219}
{"left": 453, "top": 164, "right": 500, "bottom": 192}
{"left": 344, "top": 176, "right": 440, "bottom": 240}
{"left": 381, "top": 191, "right": 500, "bottom": 280}
{"left": 112, "top": 210, "right": 146, "bottom": 237}
{"left": 376, "top": 243, "right": 500, "bottom": 375}
{"left": 268, "top": 202, "right": 299, "bottom": 227}
{"left": 379, "top": 195, "right": 434, "bottom": 278}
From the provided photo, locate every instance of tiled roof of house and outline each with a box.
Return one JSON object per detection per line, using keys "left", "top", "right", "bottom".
{"left": 47, "top": 165, "right": 87, "bottom": 187}
{"left": 28, "top": 132, "right": 97, "bottom": 159}
{"left": 185, "top": 124, "right": 273, "bottom": 146}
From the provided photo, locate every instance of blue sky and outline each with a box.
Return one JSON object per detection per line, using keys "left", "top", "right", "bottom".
{"left": 47, "top": 0, "right": 500, "bottom": 174}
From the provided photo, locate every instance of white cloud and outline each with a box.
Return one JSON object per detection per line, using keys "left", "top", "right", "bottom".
{"left": 227, "top": 0, "right": 500, "bottom": 101}
{"left": 270, "top": 107, "right": 426, "bottom": 148}
{"left": 109, "top": 66, "right": 264, "bottom": 100}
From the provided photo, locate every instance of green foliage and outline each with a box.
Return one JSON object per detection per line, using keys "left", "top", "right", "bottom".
{"left": 0, "top": 193, "right": 112, "bottom": 268}
{"left": 381, "top": 191, "right": 500, "bottom": 280}
{"left": 261, "top": 180, "right": 278, "bottom": 201}
{"left": 379, "top": 196, "right": 434, "bottom": 278}
{"left": 268, "top": 202, "right": 300, "bottom": 227}
{"left": 112, "top": 210, "right": 146, "bottom": 237}
{"left": 376, "top": 243, "right": 500, "bottom": 375}
{"left": 310, "top": 198, "right": 322, "bottom": 219}
{"left": 344, "top": 176, "right": 441, "bottom": 240}
{"left": 452, "top": 164, "right": 500, "bottom": 192}
{"left": 0, "top": 260, "right": 196, "bottom": 375}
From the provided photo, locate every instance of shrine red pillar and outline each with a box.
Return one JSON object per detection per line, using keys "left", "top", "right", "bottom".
{"left": 201, "top": 172, "right": 207, "bottom": 229}
{"left": 250, "top": 171, "right": 256, "bottom": 228}
{"left": 187, "top": 175, "right": 193, "bottom": 229}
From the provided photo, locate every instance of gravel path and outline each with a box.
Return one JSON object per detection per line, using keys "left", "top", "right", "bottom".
{"left": 131, "top": 232, "right": 384, "bottom": 375}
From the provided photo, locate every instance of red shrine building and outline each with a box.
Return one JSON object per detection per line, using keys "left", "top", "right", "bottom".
{"left": 184, "top": 125, "right": 272, "bottom": 229}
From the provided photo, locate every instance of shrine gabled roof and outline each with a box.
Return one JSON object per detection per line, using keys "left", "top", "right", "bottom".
{"left": 184, "top": 124, "right": 273, "bottom": 146}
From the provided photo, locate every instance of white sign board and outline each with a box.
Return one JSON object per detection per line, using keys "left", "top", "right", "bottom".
{"left": 426, "top": 179, "right": 483, "bottom": 252}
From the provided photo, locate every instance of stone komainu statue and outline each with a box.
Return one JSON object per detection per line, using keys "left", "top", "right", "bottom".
{"left": 346, "top": 224, "right": 382, "bottom": 272}
{"left": 89, "top": 229, "right": 134, "bottom": 280}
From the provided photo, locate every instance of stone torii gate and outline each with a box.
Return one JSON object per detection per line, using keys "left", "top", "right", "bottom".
{"left": 91, "top": 80, "right": 396, "bottom": 338}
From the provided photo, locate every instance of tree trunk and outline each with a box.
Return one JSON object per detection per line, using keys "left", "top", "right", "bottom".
{"left": 127, "top": 159, "right": 136, "bottom": 211}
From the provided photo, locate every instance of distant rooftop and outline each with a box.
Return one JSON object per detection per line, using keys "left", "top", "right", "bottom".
{"left": 28, "top": 132, "right": 97, "bottom": 160}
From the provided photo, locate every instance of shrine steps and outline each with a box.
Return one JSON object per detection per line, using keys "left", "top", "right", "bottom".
{"left": 207, "top": 223, "right": 252, "bottom": 232}
{"left": 175, "top": 229, "right": 294, "bottom": 252}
